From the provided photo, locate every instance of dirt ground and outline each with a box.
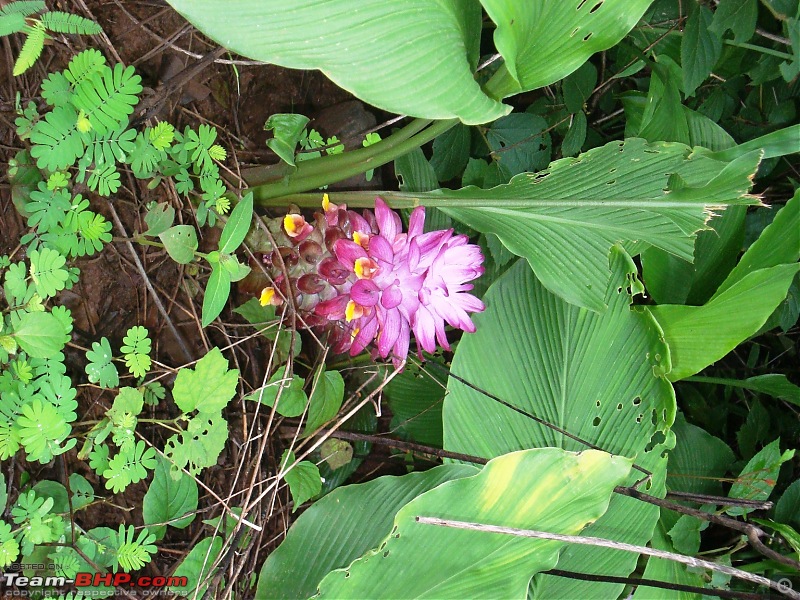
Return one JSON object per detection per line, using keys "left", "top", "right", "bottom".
{"left": 0, "top": 1, "right": 403, "bottom": 597}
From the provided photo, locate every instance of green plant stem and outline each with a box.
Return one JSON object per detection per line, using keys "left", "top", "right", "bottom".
{"left": 117, "top": 236, "right": 210, "bottom": 260}
{"left": 246, "top": 118, "right": 457, "bottom": 204}
{"left": 685, "top": 376, "right": 759, "bottom": 390}
{"left": 645, "top": 27, "right": 793, "bottom": 60}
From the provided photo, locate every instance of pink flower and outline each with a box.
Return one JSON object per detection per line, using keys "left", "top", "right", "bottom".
{"left": 315, "top": 198, "right": 484, "bottom": 367}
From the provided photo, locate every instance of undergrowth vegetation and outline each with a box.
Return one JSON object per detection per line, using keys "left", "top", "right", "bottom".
{"left": 0, "top": 0, "right": 798, "bottom": 598}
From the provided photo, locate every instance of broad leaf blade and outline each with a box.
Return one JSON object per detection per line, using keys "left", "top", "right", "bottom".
{"left": 256, "top": 464, "right": 477, "bottom": 600}
{"left": 201, "top": 264, "right": 231, "bottom": 327}
{"left": 443, "top": 249, "right": 676, "bottom": 599}
{"left": 422, "top": 138, "right": 761, "bottom": 311}
{"left": 651, "top": 263, "right": 800, "bottom": 381}
{"left": 316, "top": 448, "right": 632, "bottom": 599}
{"left": 166, "top": 0, "right": 507, "bottom": 125}
{"left": 483, "top": 0, "right": 653, "bottom": 98}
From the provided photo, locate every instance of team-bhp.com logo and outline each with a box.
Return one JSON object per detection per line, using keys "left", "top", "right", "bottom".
{"left": 2, "top": 571, "right": 188, "bottom": 594}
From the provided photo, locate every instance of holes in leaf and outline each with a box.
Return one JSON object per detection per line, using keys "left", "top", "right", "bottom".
{"left": 616, "top": 403, "right": 623, "bottom": 411}
{"left": 606, "top": 179, "right": 616, "bottom": 185}
{"left": 571, "top": 27, "right": 580, "bottom": 37}
{"left": 577, "top": 0, "right": 588, "bottom": 9}
{"left": 590, "top": 1, "right": 604, "bottom": 13}
{"left": 383, "top": 550, "right": 390, "bottom": 558}
{"left": 394, "top": 533, "right": 401, "bottom": 539}
{"left": 583, "top": 32, "right": 593, "bottom": 41}
{"left": 645, "top": 430, "right": 667, "bottom": 453}
{"left": 391, "top": 526, "right": 398, "bottom": 535}
{"left": 596, "top": 400, "right": 601, "bottom": 408}
{"left": 635, "top": 414, "right": 643, "bottom": 424}
{"left": 632, "top": 397, "right": 641, "bottom": 406}
{"left": 645, "top": 479, "right": 652, "bottom": 490}
{"left": 345, "top": 572, "right": 351, "bottom": 579}
{"left": 592, "top": 416, "right": 601, "bottom": 427}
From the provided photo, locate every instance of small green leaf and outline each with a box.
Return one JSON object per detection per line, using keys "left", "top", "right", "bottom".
{"left": 144, "top": 203, "right": 175, "bottom": 237}
{"left": 728, "top": 439, "right": 795, "bottom": 516}
{"left": 218, "top": 192, "right": 253, "bottom": 254}
{"left": 172, "top": 347, "right": 239, "bottom": 414}
{"left": 169, "top": 536, "right": 223, "bottom": 597}
{"left": 29, "top": 247, "right": 69, "bottom": 299}
{"left": 246, "top": 372, "right": 307, "bottom": 417}
{"left": 303, "top": 369, "right": 345, "bottom": 434}
{"left": 709, "top": 0, "right": 758, "bottom": 43}
{"left": 561, "top": 111, "right": 587, "bottom": 157}
{"left": 13, "top": 311, "right": 66, "bottom": 358}
{"left": 143, "top": 456, "right": 198, "bottom": 539}
{"left": 265, "top": 114, "right": 310, "bottom": 167}
{"left": 681, "top": 5, "right": 723, "bottom": 96}
{"left": 159, "top": 225, "right": 198, "bottom": 264}
{"left": 201, "top": 264, "right": 231, "bottom": 327}
{"left": 68, "top": 473, "right": 94, "bottom": 510}
{"left": 319, "top": 438, "right": 353, "bottom": 471}
{"left": 280, "top": 450, "right": 321, "bottom": 511}
{"left": 85, "top": 337, "right": 119, "bottom": 388}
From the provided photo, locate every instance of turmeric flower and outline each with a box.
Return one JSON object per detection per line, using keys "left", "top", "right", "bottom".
{"left": 316, "top": 199, "right": 485, "bottom": 366}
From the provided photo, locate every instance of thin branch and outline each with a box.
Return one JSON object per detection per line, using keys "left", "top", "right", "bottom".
{"left": 415, "top": 517, "right": 800, "bottom": 599}
{"left": 543, "top": 568, "right": 769, "bottom": 600}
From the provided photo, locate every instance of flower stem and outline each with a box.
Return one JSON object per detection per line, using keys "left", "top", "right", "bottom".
{"left": 246, "top": 118, "right": 458, "bottom": 204}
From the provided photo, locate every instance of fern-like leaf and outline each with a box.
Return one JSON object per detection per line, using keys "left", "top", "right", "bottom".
{"left": 26, "top": 182, "right": 71, "bottom": 233}
{"left": 75, "top": 211, "right": 112, "bottom": 255}
{"left": 0, "top": 1, "right": 46, "bottom": 17}
{"left": 120, "top": 326, "right": 151, "bottom": 377}
{"left": 128, "top": 131, "right": 164, "bottom": 177}
{"left": 0, "top": 522, "right": 20, "bottom": 569}
{"left": 28, "top": 247, "right": 69, "bottom": 299}
{"left": 13, "top": 21, "right": 47, "bottom": 76}
{"left": 70, "top": 63, "right": 142, "bottom": 136}
{"left": 39, "top": 11, "right": 101, "bottom": 35}
{"left": 29, "top": 105, "right": 84, "bottom": 170}
{"left": 113, "top": 525, "right": 157, "bottom": 572}
{"left": 87, "top": 163, "right": 120, "bottom": 197}
{"left": 103, "top": 441, "right": 156, "bottom": 494}
{"left": 149, "top": 121, "right": 174, "bottom": 150}
{"left": 0, "top": 12, "right": 26, "bottom": 36}
{"left": 85, "top": 125, "right": 136, "bottom": 167}
{"left": 65, "top": 48, "right": 106, "bottom": 86}
{"left": 15, "top": 398, "right": 73, "bottom": 463}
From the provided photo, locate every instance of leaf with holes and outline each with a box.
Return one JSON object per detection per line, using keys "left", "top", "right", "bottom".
{"left": 159, "top": 225, "right": 198, "bottom": 264}
{"left": 482, "top": 0, "right": 653, "bottom": 99}
{"left": 728, "top": 439, "right": 795, "bottom": 516}
{"left": 316, "top": 448, "right": 631, "bottom": 598}
{"left": 420, "top": 139, "right": 762, "bottom": 312}
{"left": 443, "top": 249, "right": 676, "bottom": 599}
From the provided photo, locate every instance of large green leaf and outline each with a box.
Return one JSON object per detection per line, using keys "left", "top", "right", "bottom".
{"left": 667, "top": 414, "right": 735, "bottom": 496}
{"left": 714, "top": 189, "right": 799, "bottom": 298}
{"left": 414, "top": 138, "right": 761, "bottom": 311}
{"left": 650, "top": 263, "right": 800, "bottom": 381}
{"left": 315, "top": 448, "right": 632, "bottom": 599}
{"left": 13, "top": 312, "right": 67, "bottom": 358}
{"left": 443, "top": 249, "right": 676, "bottom": 599}
{"left": 256, "top": 464, "right": 477, "bottom": 599}
{"left": 166, "top": 0, "right": 506, "bottom": 125}
{"left": 483, "top": 0, "right": 654, "bottom": 99}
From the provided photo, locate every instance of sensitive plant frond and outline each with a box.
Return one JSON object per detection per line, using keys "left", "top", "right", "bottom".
{"left": 149, "top": 121, "right": 174, "bottom": 150}
{"left": 41, "top": 72, "right": 71, "bottom": 107}
{"left": 84, "top": 126, "right": 136, "bottom": 168}
{"left": 38, "top": 11, "right": 102, "bottom": 35}
{"left": 13, "top": 21, "right": 47, "bottom": 76}
{"left": 0, "top": 1, "right": 46, "bottom": 17}
{"left": 0, "top": 12, "right": 26, "bottom": 36}
{"left": 70, "top": 63, "right": 142, "bottom": 136}
{"left": 103, "top": 441, "right": 157, "bottom": 494}
{"left": 65, "top": 48, "right": 106, "bottom": 86}
{"left": 120, "top": 326, "right": 151, "bottom": 378}
{"left": 87, "top": 163, "right": 121, "bottom": 196}
{"left": 29, "top": 105, "right": 83, "bottom": 170}
{"left": 113, "top": 525, "right": 157, "bottom": 572}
